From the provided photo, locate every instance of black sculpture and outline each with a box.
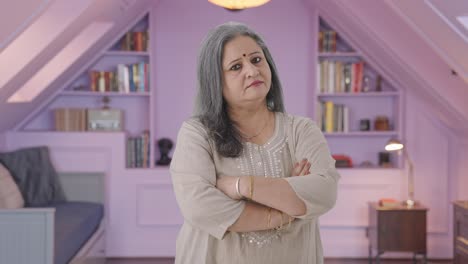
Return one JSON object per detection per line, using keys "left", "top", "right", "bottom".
{"left": 156, "top": 138, "right": 173, "bottom": 166}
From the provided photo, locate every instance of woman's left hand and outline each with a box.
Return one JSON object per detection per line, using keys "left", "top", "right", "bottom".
{"left": 216, "top": 176, "right": 242, "bottom": 200}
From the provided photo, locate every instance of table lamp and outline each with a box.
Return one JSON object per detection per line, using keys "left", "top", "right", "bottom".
{"left": 385, "top": 138, "right": 415, "bottom": 207}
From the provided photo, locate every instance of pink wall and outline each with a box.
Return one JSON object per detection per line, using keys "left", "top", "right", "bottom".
{"left": 0, "top": 133, "right": 5, "bottom": 151}
{"left": 151, "top": 0, "right": 314, "bottom": 140}
{"left": 454, "top": 139, "right": 468, "bottom": 201}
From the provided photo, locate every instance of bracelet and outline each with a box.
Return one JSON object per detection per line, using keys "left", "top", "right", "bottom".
{"left": 249, "top": 176, "right": 254, "bottom": 200}
{"left": 235, "top": 177, "right": 243, "bottom": 199}
{"left": 267, "top": 207, "right": 272, "bottom": 229}
{"left": 275, "top": 211, "right": 284, "bottom": 231}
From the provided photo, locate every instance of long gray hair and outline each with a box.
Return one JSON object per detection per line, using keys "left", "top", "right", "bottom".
{"left": 194, "top": 22, "right": 285, "bottom": 158}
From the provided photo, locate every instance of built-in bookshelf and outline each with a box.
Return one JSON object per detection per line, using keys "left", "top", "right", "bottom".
{"left": 19, "top": 13, "right": 153, "bottom": 169}
{"left": 315, "top": 17, "right": 402, "bottom": 169}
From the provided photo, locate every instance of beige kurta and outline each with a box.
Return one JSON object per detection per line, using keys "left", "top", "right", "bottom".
{"left": 170, "top": 112, "right": 340, "bottom": 264}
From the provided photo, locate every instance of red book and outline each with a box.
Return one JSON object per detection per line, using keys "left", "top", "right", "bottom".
{"left": 89, "top": 71, "right": 98, "bottom": 92}
{"left": 133, "top": 32, "right": 143, "bottom": 52}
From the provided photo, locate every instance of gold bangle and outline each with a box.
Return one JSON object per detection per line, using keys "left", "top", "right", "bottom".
{"left": 249, "top": 176, "right": 254, "bottom": 200}
{"left": 280, "top": 212, "right": 284, "bottom": 230}
{"left": 267, "top": 207, "right": 272, "bottom": 229}
{"left": 275, "top": 211, "right": 284, "bottom": 231}
{"left": 288, "top": 216, "right": 293, "bottom": 229}
{"left": 235, "top": 177, "right": 243, "bottom": 199}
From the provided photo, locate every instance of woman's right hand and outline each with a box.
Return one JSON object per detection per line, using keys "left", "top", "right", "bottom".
{"left": 291, "top": 158, "right": 310, "bottom": 176}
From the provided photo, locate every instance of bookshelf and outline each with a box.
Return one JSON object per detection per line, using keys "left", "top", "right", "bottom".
{"left": 19, "top": 13, "right": 153, "bottom": 169}
{"left": 315, "top": 17, "right": 402, "bottom": 169}
{"left": 8, "top": 8, "right": 406, "bottom": 257}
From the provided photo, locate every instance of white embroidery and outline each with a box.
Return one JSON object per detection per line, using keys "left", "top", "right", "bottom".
{"left": 237, "top": 115, "right": 290, "bottom": 247}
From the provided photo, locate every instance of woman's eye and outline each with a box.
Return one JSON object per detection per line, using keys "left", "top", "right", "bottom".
{"left": 252, "top": 57, "right": 262, "bottom": 64}
{"left": 230, "top": 64, "right": 241, "bottom": 71}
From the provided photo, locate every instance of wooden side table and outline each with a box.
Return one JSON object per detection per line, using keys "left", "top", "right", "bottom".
{"left": 453, "top": 201, "right": 468, "bottom": 264}
{"left": 367, "top": 202, "right": 428, "bottom": 264}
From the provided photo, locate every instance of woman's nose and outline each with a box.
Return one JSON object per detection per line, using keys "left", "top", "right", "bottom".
{"left": 244, "top": 62, "right": 259, "bottom": 78}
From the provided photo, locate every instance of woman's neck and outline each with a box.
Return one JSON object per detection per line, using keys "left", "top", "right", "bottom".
{"left": 229, "top": 105, "right": 273, "bottom": 142}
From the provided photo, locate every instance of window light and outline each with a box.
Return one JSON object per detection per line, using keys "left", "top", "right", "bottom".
{"left": 8, "top": 22, "right": 113, "bottom": 103}
{"left": 457, "top": 16, "right": 468, "bottom": 32}
{"left": 0, "top": 0, "right": 94, "bottom": 91}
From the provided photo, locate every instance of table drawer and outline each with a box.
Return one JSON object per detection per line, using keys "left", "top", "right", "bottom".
{"left": 455, "top": 211, "right": 468, "bottom": 239}
{"left": 455, "top": 237, "right": 468, "bottom": 264}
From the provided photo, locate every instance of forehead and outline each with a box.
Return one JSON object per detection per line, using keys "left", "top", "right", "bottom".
{"left": 222, "top": 35, "right": 262, "bottom": 61}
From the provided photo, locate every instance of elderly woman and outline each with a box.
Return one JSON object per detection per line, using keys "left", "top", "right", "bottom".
{"left": 170, "top": 22, "right": 340, "bottom": 264}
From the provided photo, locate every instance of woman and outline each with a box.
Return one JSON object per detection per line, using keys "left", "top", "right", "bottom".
{"left": 170, "top": 22, "right": 340, "bottom": 264}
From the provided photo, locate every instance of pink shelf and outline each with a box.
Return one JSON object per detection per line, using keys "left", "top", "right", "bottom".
{"left": 323, "top": 131, "right": 398, "bottom": 137}
{"left": 124, "top": 167, "right": 169, "bottom": 172}
{"left": 104, "top": 51, "right": 149, "bottom": 56}
{"left": 337, "top": 167, "right": 399, "bottom": 170}
{"left": 317, "top": 92, "right": 399, "bottom": 97}
{"left": 318, "top": 52, "right": 361, "bottom": 57}
{"left": 60, "top": 91, "right": 150, "bottom": 97}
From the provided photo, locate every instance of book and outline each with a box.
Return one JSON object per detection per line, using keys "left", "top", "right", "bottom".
{"left": 378, "top": 198, "right": 400, "bottom": 208}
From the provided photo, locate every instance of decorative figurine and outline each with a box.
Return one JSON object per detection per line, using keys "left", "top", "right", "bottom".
{"left": 156, "top": 138, "right": 173, "bottom": 166}
{"left": 359, "top": 119, "right": 370, "bottom": 131}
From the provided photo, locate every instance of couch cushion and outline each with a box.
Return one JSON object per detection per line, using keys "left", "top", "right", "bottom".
{"left": 52, "top": 201, "right": 104, "bottom": 264}
{"left": 0, "top": 146, "right": 67, "bottom": 206}
{"left": 0, "top": 163, "right": 24, "bottom": 208}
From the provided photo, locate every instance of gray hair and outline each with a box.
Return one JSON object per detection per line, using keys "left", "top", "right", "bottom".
{"left": 194, "top": 22, "right": 285, "bottom": 158}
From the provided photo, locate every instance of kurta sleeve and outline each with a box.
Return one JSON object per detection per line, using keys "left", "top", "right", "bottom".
{"left": 284, "top": 117, "right": 340, "bottom": 220}
{"left": 170, "top": 120, "right": 246, "bottom": 240}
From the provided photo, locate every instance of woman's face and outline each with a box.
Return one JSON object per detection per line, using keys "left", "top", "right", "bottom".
{"left": 221, "top": 35, "right": 272, "bottom": 110}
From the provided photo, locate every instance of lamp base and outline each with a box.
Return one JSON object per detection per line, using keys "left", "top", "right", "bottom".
{"left": 404, "top": 199, "right": 416, "bottom": 208}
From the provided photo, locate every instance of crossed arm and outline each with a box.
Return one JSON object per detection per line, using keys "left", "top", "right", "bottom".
{"left": 216, "top": 159, "right": 311, "bottom": 232}
{"left": 171, "top": 119, "right": 339, "bottom": 239}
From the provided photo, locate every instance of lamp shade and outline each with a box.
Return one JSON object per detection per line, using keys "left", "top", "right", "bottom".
{"left": 208, "top": 0, "right": 270, "bottom": 10}
{"left": 385, "top": 138, "right": 404, "bottom": 152}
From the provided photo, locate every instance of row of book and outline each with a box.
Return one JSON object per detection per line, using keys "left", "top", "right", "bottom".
{"left": 54, "top": 108, "right": 88, "bottom": 131}
{"left": 119, "top": 31, "right": 149, "bottom": 52}
{"left": 318, "top": 30, "right": 337, "bottom": 52}
{"left": 54, "top": 108, "right": 123, "bottom": 132}
{"left": 317, "top": 60, "right": 365, "bottom": 94}
{"left": 89, "top": 62, "right": 149, "bottom": 93}
{"left": 127, "top": 131, "right": 150, "bottom": 168}
{"left": 316, "top": 101, "right": 349, "bottom": 133}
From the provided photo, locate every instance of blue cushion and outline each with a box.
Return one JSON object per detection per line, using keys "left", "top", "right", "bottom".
{"left": 52, "top": 201, "right": 104, "bottom": 264}
{"left": 0, "top": 146, "right": 67, "bottom": 206}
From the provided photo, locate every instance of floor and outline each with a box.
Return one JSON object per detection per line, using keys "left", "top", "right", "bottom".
{"left": 106, "top": 258, "right": 453, "bottom": 264}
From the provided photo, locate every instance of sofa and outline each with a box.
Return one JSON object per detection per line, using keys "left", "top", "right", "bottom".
{"left": 0, "top": 146, "right": 105, "bottom": 264}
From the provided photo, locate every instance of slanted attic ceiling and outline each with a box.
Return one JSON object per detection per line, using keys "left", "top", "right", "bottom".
{"left": 0, "top": 0, "right": 467, "bottom": 134}
{"left": 0, "top": 0, "right": 153, "bottom": 132}
{"left": 309, "top": 0, "right": 468, "bottom": 134}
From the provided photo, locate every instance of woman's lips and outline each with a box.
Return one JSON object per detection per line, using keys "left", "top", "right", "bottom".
{"left": 248, "top": 80, "right": 263, "bottom": 88}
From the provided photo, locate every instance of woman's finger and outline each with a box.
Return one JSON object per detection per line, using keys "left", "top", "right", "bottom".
{"left": 293, "top": 161, "right": 306, "bottom": 176}
{"left": 299, "top": 162, "right": 311, "bottom": 176}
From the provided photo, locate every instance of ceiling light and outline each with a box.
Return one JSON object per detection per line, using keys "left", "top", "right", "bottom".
{"left": 208, "top": 0, "right": 270, "bottom": 10}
